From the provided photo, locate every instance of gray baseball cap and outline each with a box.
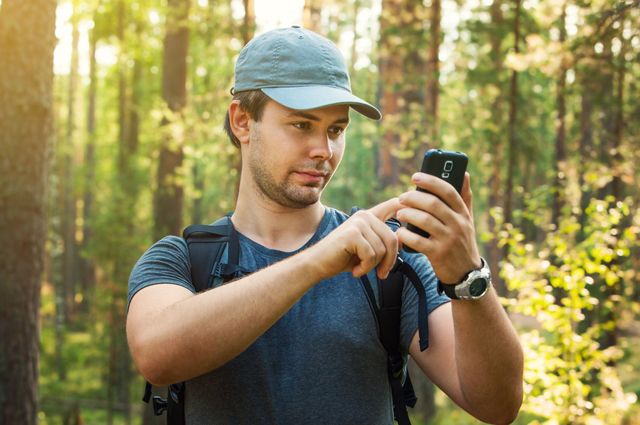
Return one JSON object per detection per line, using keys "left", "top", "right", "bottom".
{"left": 232, "top": 26, "right": 381, "bottom": 120}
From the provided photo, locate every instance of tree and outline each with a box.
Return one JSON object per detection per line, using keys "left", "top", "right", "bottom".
{"left": 0, "top": 0, "right": 57, "bottom": 423}
{"left": 154, "top": 0, "right": 191, "bottom": 240}
{"left": 378, "top": 0, "right": 429, "bottom": 188}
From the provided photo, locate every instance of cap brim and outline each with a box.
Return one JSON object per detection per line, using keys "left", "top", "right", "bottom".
{"left": 262, "top": 86, "right": 382, "bottom": 120}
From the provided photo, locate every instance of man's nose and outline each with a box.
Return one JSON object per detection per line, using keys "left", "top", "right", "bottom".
{"left": 309, "top": 132, "right": 333, "bottom": 160}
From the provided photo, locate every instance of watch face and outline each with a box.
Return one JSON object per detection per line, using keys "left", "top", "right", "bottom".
{"left": 469, "top": 278, "right": 488, "bottom": 297}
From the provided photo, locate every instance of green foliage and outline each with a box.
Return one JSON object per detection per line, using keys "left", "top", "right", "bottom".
{"left": 496, "top": 196, "right": 639, "bottom": 424}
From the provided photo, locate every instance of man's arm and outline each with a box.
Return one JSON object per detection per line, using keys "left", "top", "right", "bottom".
{"left": 409, "top": 291, "right": 523, "bottom": 424}
{"left": 126, "top": 199, "right": 402, "bottom": 386}
{"left": 396, "top": 172, "right": 523, "bottom": 423}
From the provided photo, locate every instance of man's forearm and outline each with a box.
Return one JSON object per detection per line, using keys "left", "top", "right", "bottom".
{"left": 452, "top": 288, "right": 524, "bottom": 424}
{"left": 130, "top": 247, "right": 326, "bottom": 386}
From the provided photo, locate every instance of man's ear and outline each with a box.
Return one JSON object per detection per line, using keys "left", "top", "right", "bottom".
{"left": 228, "top": 100, "right": 251, "bottom": 145}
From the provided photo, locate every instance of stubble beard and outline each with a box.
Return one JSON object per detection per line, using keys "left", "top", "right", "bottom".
{"left": 248, "top": 127, "right": 331, "bottom": 209}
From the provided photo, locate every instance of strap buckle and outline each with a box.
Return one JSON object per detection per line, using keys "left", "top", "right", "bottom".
{"left": 152, "top": 395, "right": 168, "bottom": 415}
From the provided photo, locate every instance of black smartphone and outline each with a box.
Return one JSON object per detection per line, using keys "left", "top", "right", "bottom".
{"left": 404, "top": 149, "right": 468, "bottom": 253}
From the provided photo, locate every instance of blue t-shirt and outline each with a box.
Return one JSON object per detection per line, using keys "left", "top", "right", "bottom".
{"left": 128, "top": 208, "right": 450, "bottom": 425}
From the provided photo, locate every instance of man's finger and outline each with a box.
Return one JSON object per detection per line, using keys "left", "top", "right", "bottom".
{"left": 461, "top": 172, "right": 473, "bottom": 223}
{"left": 368, "top": 197, "right": 403, "bottom": 221}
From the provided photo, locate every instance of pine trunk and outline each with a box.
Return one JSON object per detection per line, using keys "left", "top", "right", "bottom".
{"left": 486, "top": 0, "right": 507, "bottom": 295}
{"left": 154, "top": 0, "right": 190, "bottom": 240}
{"left": 378, "top": 0, "right": 427, "bottom": 187}
{"left": 79, "top": 24, "right": 98, "bottom": 313}
{"left": 0, "top": 0, "right": 57, "bottom": 423}
{"left": 552, "top": 4, "right": 567, "bottom": 228}
{"left": 425, "top": 0, "right": 440, "bottom": 145}
{"left": 303, "top": 0, "right": 322, "bottom": 33}
{"left": 62, "top": 5, "right": 80, "bottom": 322}
{"left": 504, "top": 0, "right": 521, "bottom": 227}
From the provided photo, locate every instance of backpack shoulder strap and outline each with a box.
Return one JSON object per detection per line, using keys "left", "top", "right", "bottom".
{"left": 183, "top": 215, "right": 243, "bottom": 291}
{"left": 350, "top": 206, "right": 417, "bottom": 425}
{"left": 143, "top": 216, "right": 242, "bottom": 425}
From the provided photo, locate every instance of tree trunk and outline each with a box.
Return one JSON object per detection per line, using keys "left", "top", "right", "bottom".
{"left": 79, "top": 22, "right": 98, "bottom": 314}
{"left": 486, "top": 0, "right": 507, "bottom": 295}
{"left": 504, "top": 0, "right": 521, "bottom": 227}
{"left": 303, "top": 0, "right": 322, "bottom": 33}
{"left": 241, "top": 0, "right": 255, "bottom": 44}
{"left": 107, "top": 3, "right": 135, "bottom": 423}
{"left": 62, "top": 2, "right": 80, "bottom": 322}
{"left": 154, "top": 0, "right": 190, "bottom": 240}
{"left": 425, "top": 0, "right": 441, "bottom": 146}
{"left": 577, "top": 80, "right": 594, "bottom": 242}
{"left": 378, "top": 0, "right": 427, "bottom": 188}
{"left": 349, "top": 0, "right": 361, "bottom": 76}
{"left": 0, "top": 1, "right": 57, "bottom": 424}
{"left": 552, "top": 4, "right": 567, "bottom": 229}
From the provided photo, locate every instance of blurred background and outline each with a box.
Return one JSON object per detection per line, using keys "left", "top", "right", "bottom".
{"left": 0, "top": 0, "right": 639, "bottom": 424}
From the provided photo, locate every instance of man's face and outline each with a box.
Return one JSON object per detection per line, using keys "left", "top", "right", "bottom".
{"left": 246, "top": 100, "right": 349, "bottom": 209}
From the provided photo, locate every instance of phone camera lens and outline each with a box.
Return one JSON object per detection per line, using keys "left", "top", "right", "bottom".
{"left": 444, "top": 160, "right": 453, "bottom": 172}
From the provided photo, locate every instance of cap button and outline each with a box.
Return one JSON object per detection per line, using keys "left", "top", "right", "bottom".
{"left": 292, "top": 25, "right": 300, "bottom": 28}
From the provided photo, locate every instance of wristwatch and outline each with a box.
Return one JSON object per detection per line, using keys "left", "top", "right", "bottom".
{"left": 437, "top": 257, "right": 491, "bottom": 300}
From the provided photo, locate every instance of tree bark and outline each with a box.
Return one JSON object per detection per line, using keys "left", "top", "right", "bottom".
{"left": 154, "top": 0, "right": 191, "bottom": 240}
{"left": 378, "top": 0, "right": 427, "bottom": 188}
{"left": 552, "top": 3, "right": 567, "bottom": 229}
{"left": 303, "top": 0, "right": 322, "bottom": 33}
{"left": 0, "top": 1, "right": 57, "bottom": 424}
{"left": 79, "top": 23, "right": 98, "bottom": 313}
{"left": 241, "top": 0, "right": 255, "bottom": 44}
{"left": 504, "top": 0, "right": 521, "bottom": 227}
{"left": 349, "top": 0, "right": 361, "bottom": 76}
{"left": 486, "top": 0, "right": 507, "bottom": 295}
{"left": 62, "top": 1, "right": 80, "bottom": 322}
{"left": 425, "top": 0, "right": 441, "bottom": 146}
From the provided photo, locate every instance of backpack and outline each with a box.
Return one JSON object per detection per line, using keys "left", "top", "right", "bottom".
{"left": 142, "top": 210, "right": 431, "bottom": 425}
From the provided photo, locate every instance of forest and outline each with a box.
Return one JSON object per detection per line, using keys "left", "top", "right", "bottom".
{"left": 0, "top": 0, "right": 639, "bottom": 424}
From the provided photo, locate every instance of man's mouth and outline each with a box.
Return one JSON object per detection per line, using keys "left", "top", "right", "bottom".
{"left": 293, "top": 170, "right": 329, "bottom": 184}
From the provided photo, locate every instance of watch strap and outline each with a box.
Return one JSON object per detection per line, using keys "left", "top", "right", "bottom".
{"left": 437, "top": 280, "right": 459, "bottom": 299}
{"left": 437, "top": 257, "right": 490, "bottom": 300}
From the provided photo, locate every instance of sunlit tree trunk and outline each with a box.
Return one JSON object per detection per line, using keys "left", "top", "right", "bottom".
{"left": 0, "top": 0, "right": 56, "bottom": 423}
{"left": 79, "top": 24, "right": 98, "bottom": 314}
{"left": 349, "top": 0, "right": 360, "bottom": 75}
{"left": 242, "top": 0, "right": 255, "bottom": 44}
{"left": 504, "top": 0, "right": 521, "bottom": 227}
{"left": 107, "top": 2, "right": 137, "bottom": 423}
{"left": 424, "top": 0, "right": 440, "bottom": 147}
{"left": 378, "top": 0, "right": 401, "bottom": 187}
{"left": 303, "top": 0, "right": 322, "bottom": 33}
{"left": 552, "top": 4, "right": 567, "bottom": 229}
{"left": 378, "top": 0, "right": 427, "bottom": 188}
{"left": 154, "top": 0, "right": 190, "bottom": 240}
{"left": 577, "top": 80, "right": 593, "bottom": 241}
{"left": 486, "top": 0, "right": 507, "bottom": 295}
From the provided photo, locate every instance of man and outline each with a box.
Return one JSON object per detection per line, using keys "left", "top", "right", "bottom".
{"left": 127, "top": 27, "right": 523, "bottom": 424}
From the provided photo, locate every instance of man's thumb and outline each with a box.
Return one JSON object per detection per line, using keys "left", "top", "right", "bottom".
{"left": 368, "top": 197, "right": 402, "bottom": 222}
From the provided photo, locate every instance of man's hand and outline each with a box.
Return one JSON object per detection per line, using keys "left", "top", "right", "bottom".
{"left": 396, "top": 172, "right": 481, "bottom": 284}
{"left": 310, "top": 199, "right": 403, "bottom": 280}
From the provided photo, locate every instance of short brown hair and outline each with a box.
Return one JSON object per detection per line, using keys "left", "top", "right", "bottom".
{"left": 224, "top": 90, "right": 271, "bottom": 148}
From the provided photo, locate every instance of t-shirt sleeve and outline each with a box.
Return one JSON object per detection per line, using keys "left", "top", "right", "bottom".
{"left": 127, "top": 236, "right": 195, "bottom": 308}
{"left": 399, "top": 252, "right": 451, "bottom": 354}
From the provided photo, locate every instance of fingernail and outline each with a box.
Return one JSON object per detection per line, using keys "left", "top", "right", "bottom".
{"left": 412, "top": 173, "right": 422, "bottom": 182}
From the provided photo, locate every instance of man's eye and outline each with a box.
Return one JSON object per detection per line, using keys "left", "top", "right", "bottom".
{"left": 293, "top": 122, "right": 311, "bottom": 130}
{"left": 329, "top": 126, "right": 345, "bottom": 136}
